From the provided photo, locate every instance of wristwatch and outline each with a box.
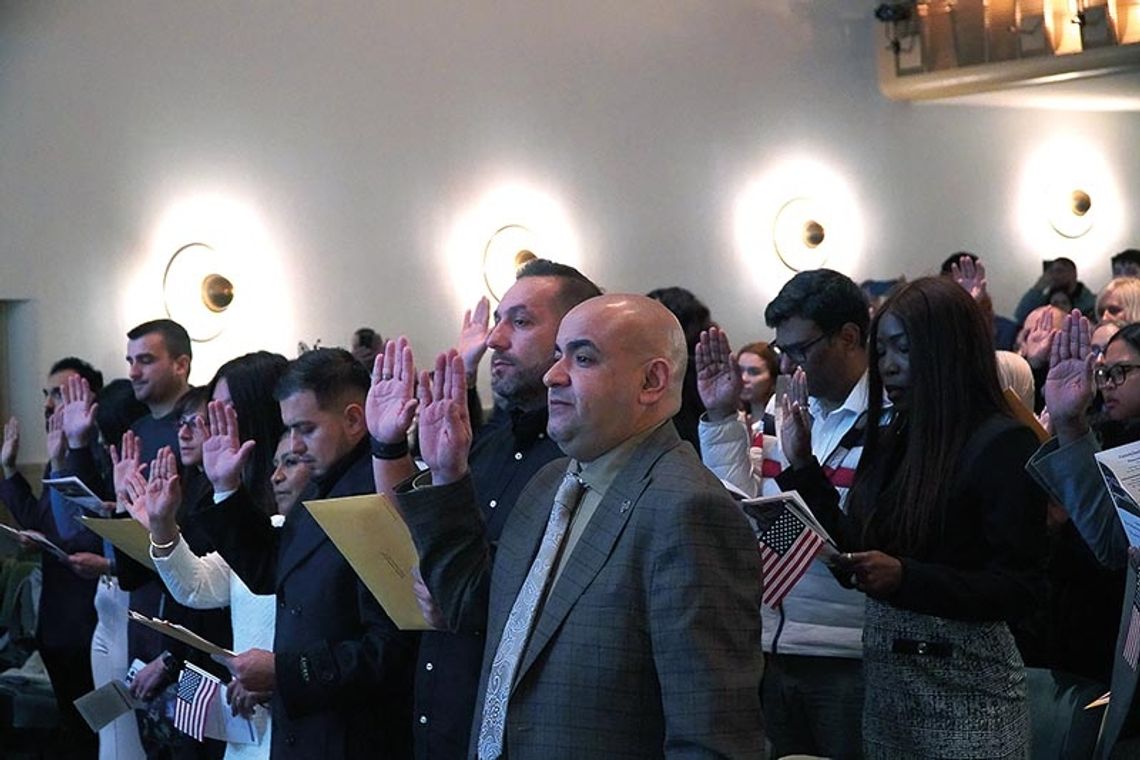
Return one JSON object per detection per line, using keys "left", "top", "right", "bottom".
{"left": 160, "top": 651, "right": 181, "bottom": 679}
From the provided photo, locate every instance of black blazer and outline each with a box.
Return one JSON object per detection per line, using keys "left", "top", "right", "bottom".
{"left": 198, "top": 438, "right": 417, "bottom": 759}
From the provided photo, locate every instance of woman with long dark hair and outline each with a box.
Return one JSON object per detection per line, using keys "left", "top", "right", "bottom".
{"left": 778, "top": 277, "right": 1045, "bottom": 758}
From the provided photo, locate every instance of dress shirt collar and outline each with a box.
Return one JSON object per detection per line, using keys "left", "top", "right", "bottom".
{"left": 573, "top": 422, "right": 664, "bottom": 499}
{"left": 808, "top": 370, "right": 871, "bottom": 422}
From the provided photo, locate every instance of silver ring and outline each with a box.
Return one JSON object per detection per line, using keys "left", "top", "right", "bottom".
{"left": 381, "top": 373, "right": 394, "bottom": 381}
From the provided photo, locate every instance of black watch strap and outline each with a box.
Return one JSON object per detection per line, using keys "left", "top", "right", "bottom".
{"left": 371, "top": 436, "right": 410, "bottom": 460}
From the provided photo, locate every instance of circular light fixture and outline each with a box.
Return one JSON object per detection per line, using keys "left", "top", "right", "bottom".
{"left": 773, "top": 197, "right": 830, "bottom": 271}
{"left": 1048, "top": 188, "right": 1094, "bottom": 239}
{"left": 162, "top": 242, "right": 234, "bottom": 342}
{"left": 482, "top": 224, "right": 541, "bottom": 301}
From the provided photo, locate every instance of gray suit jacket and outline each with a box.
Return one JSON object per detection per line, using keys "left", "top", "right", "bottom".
{"left": 398, "top": 423, "right": 765, "bottom": 758}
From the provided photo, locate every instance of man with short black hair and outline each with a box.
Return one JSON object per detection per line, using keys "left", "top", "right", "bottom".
{"left": 698, "top": 268, "right": 872, "bottom": 759}
{"left": 1112, "top": 248, "right": 1140, "bottom": 279}
{"left": 373, "top": 260, "right": 602, "bottom": 757}
{"left": 1014, "top": 257, "right": 1096, "bottom": 324}
{"left": 199, "top": 348, "right": 417, "bottom": 760}
{"left": 0, "top": 357, "right": 106, "bottom": 759}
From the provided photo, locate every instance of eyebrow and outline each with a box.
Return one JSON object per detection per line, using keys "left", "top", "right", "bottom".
{"left": 558, "top": 338, "right": 599, "bottom": 355}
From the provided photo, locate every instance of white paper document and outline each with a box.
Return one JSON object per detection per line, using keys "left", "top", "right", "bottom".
{"left": 73, "top": 680, "right": 141, "bottom": 732}
{"left": 1094, "top": 442, "right": 1140, "bottom": 548}
{"left": 0, "top": 523, "right": 70, "bottom": 561}
{"left": 42, "top": 475, "right": 112, "bottom": 514}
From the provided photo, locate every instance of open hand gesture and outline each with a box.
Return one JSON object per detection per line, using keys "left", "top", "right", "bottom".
{"left": 417, "top": 351, "right": 472, "bottom": 485}
{"left": 1043, "top": 309, "right": 1094, "bottom": 440}
{"left": 1020, "top": 307, "right": 1057, "bottom": 369}
{"left": 366, "top": 338, "right": 419, "bottom": 445}
{"left": 60, "top": 375, "right": 98, "bottom": 449}
{"left": 457, "top": 296, "right": 491, "bottom": 383}
{"left": 145, "top": 446, "right": 182, "bottom": 534}
{"left": 2, "top": 418, "right": 19, "bottom": 477}
{"left": 950, "top": 255, "right": 988, "bottom": 302}
{"left": 201, "top": 401, "right": 255, "bottom": 494}
{"left": 121, "top": 466, "right": 151, "bottom": 529}
{"left": 778, "top": 368, "right": 813, "bottom": 469}
{"left": 46, "top": 409, "right": 67, "bottom": 472}
{"left": 110, "top": 430, "right": 145, "bottom": 499}
{"left": 695, "top": 327, "right": 743, "bottom": 421}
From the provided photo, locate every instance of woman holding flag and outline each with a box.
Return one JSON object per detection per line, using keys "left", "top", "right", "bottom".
{"left": 777, "top": 276, "right": 1046, "bottom": 759}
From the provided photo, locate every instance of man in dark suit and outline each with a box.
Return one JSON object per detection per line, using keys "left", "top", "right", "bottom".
{"left": 392, "top": 294, "right": 765, "bottom": 758}
{"left": 197, "top": 348, "right": 417, "bottom": 759}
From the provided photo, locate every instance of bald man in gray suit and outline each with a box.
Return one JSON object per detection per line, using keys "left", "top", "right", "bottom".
{"left": 380, "top": 295, "right": 765, "bottom": 758}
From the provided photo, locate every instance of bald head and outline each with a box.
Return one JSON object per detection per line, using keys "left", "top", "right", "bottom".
{"left": 544, "top": 294, "right": 687, "bottom": 461}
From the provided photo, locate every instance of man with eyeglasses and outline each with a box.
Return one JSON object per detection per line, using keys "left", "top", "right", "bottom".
{"left": 697, "top": 268, "right": 873, "bottom": 760}
{"left": 1, "top": 357, "right": 105, "bottom": 759}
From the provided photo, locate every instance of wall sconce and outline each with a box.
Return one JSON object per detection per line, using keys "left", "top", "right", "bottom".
{"left": 482, "top": 224, "right": 541, "bottom": 301}
{"left": 162, "top": 242, "right": 234, "bottom": 341}
{"left": 773, "top": 197, "right": 830, "bottom": 271}
{"left": 1048, "top": 188, "right": 1095, "bottom": 238}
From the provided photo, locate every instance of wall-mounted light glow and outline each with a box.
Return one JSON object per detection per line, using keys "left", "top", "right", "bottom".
{"left": 1015, "top": 134, "right": 1124, "bottom": 268}
{"left": 123, "top": 192, "right": 294, "bottom": 383}
{"left": 772, "top": 197, "right": 829, "bottom": 271}
{"left": 162, "top": 242, "right": 234, "bottom": 341}
{"left": 443, "top": 182, "right": 581, "bottom": 306}
{"left": 733, "top": 156, "right": 863, "bottom": 290}
{"left": 482, "top": 225, "right": 540, "bottom": 301}
{"left": 1048, "top": 188, "right": 1095, "bottom": 238}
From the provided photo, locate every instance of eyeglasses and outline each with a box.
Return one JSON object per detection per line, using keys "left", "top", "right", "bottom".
{"left": 177, "top": 413, "right": 205, "bottom": 430}
{"left": 1094, "top": 363, "right": 1140, "bottom": 389}
{"left": 41, "top": 387, "right": 63, "bottom": 402}
{"left": 772, "top": 333, "right": 830, "bottom": 365}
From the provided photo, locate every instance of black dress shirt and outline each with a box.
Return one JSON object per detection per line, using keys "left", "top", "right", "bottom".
{"left": 413, "top": 405, "right": 564, "bottom": 759}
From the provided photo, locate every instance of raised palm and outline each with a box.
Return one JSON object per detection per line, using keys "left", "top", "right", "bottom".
{"left": 1042, "top": 311, "right": 1094, "bottom": 429}
{"left": 417, "top": 351, "right": 472, "bottom": 484}
{"left": 110, "top": 430, "right": 144, "bottom": 497}
{"left": 2, "top": 417, "right": 19, "bottom": 471}
{"left": 1020, "top": 308, "right": 1056, "bottom": 367}
{"left": 201, "top": 401, "right": 254, "bottom": 494}
{"left": 60, "top": 375, "right": 98, "bottom": 448}
{"left": 457, "top": 296, "right": 491, "bottom": 378}
{"left": 366, "top": 337, "right": 420, "bottom": 444}
{"left": 46, "top": 410, "right": 67, "bottom": 470}
{"left": 695, "top": 327, "right": 743, "bottom": 419}
{"left": 145, "top": 447, "right": 182, "bottom": 527}
{"left": 950, "top": 256, "right": 988, "bottom": 302}
{"left": 778, "top": 368, "right": 813, "bottom": 468}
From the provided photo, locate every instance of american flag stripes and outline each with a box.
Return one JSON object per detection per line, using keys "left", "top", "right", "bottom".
{"left": 173, "top": 662, "right": 220, "bottom": 741}
{"left": 758, "top": 507, "right": 825, "bottom": 609}
{"left": 1124, "top": 573, "right": 1140, "bottom": 671}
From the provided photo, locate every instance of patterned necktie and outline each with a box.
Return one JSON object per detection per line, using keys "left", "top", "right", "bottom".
{"left": 477, "top": 470, "right": 585, "bottom": 760}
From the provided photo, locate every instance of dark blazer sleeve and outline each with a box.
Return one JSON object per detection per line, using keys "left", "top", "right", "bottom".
{"left": 776, "top": 458, "right": 861, "bottom": 550}
{"left": 889, "top": 424, "right": 1047, "bottom": 621}
{"left": 396, "top": 473, "right": 493, "bottom": 634}
{"left": 275, "top": 579, "right": 418, "bottom": 719}
{"left": 66, "top": 445, "right": 111, "bottom": 500}
{"left": 195, "top": 487, "right": 279, "bottom": 595}
{"left": 1, "top": 472, "right": 46, "bottom": 532}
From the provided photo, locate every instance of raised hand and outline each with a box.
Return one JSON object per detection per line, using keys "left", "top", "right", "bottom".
{"left": 1043, "top": 309, "right": 1094, "bottom": 442}
{"left": 949, "top": 255, "right": 988, "bottom": 302}
{"left": 60, "top": 375, "right": 98, "bottom": 449}
{"left": 2, "top": 417, "right": 19, "bottom": 478}
{"left": 778, "top": 368, "right": 813, "bottom": 469}
{"left": 46, "top": 409, "right": 67, "bottom": 473}
{"left": 417, "top": 351, "right": 472, "bottom": 485}
{"left": 201, "top": 401, "right": 255, "bottom": 494}
{"left": 145, "top": 447, "right": 182, "bottom": 548}
{"left": 366, "top": 338, "right": 419, "bottom": 445}
{"left": 1020, "top": 307, "right": 1057, "bottom": 369}
{"left": 457, "top": 295, "right": 491, "bottom": 384}
{"left": 109, "top": 430, "right": 144, "bottom": 499}
{"left": 121, "top": 467, "right": 151, "bottom": 529}
{"left": 695, "top": 327, "right": 743, "bottom": 421}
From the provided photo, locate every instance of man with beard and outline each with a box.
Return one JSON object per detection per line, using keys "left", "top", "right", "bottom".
{"left": 369, "top": 258, "right": 601, "bottom": 758}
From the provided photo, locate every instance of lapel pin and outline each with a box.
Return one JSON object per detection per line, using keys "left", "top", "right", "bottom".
{"left": 620, "top": 499, "right": 632, "bottom": 514}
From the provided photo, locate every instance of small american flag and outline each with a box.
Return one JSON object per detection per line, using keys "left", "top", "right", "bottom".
{"left": 173, "top": 662, "right": 220, "bottom": 741}
{"left": 1124, "top": 574, "right": 1140, "bottom": 671}
{"left": 759, "top": 506, "right": 825, "bottom": 609}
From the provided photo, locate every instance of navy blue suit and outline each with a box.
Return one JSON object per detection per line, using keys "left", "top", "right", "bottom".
{"left": 198, "top": 437, "right": 417, "bottom": 759}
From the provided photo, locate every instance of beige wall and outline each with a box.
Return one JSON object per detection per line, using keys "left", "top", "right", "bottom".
{"left": 0, "top": 1, "right": 1137, "bottom": 462}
